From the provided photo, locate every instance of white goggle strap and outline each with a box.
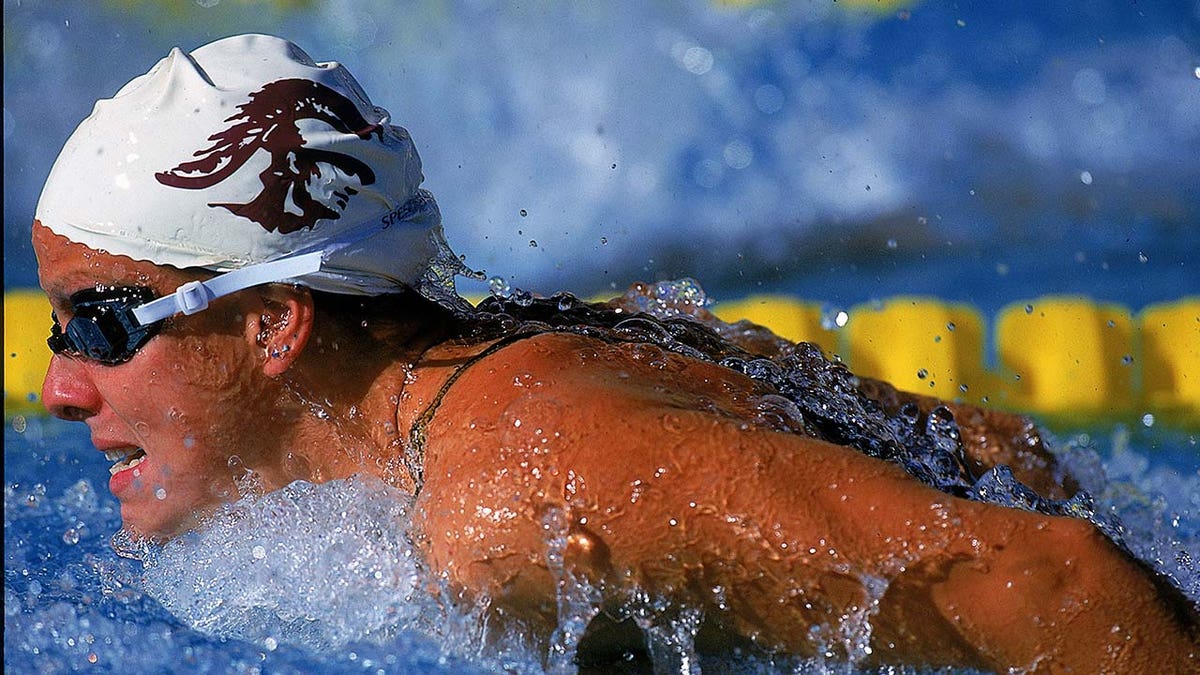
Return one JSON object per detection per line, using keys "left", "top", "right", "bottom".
{"left": 131, "top": 251, "right": 325, "bottom": 326}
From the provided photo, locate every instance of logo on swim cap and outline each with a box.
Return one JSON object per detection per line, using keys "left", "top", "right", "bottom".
{"left": 156, "top": 78, "right": 383, "bottom": 235}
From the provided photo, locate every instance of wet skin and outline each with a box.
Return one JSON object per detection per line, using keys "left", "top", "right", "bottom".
{"left": 33, "top": 223, "right": 381, "bottom": 537}
{"left": 35, "top": 223, "right": 1198, "bottom": 670}
{"left": 407, "top": 332, "right": 1198, "bottom": 671}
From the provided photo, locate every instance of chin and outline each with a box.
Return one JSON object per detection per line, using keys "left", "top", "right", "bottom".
{"left": 119, "top": 502, "right": 197, "bottom": 541}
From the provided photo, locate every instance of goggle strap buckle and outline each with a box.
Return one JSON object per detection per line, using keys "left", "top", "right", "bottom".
{"left": 131, "top": 251, "right": 324, "bottom": 326}
{"left": 176, "top": 281, "right": 211, "bottom": 315}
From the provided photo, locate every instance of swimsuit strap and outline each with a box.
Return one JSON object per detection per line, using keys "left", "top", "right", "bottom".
{"left": 402, "top": 318, "right": 711, "bottom": 494}
{"left": 405, "top": 329, "right": 558, "bottom": 493}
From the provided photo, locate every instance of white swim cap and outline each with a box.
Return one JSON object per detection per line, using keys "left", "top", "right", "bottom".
{"left": 36, "top": 33, "right": 467, "bottom": 302}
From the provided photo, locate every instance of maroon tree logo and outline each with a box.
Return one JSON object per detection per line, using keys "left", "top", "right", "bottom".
{"left": 156, "top": 79, "right": 383, "bottom": 234}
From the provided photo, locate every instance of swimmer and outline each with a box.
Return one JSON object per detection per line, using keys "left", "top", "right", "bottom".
{"left": 33, "top": 34, "right": 1197, "bottom": 671}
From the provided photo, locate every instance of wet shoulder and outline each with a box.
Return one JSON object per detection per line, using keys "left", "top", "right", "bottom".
{"left": 422, "top": 331, "right": 774, "bottom": 437}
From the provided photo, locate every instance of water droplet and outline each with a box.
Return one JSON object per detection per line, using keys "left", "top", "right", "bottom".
{"left": 519, "top": 209, "right": 528, "bottom": 217}
{"left": 820, "top": 307, "right": 849, "bottom": 330}
{"left": 916, "top": 369, "right": 928, "bottom": 379}
{"left": 513, "top": 289, "right": 534, "bottom": 307}
{"left": 488, "top": 276, "right": 511, "bottom": 298}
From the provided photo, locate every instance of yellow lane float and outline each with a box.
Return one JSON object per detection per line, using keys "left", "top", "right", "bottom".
{"left": 5, "top": 290, "right": 1197, "bottom": 429}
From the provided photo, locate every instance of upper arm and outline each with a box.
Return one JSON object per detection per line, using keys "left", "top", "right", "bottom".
{"left": 413, "top": 333, "right": 946, "bottom": 622}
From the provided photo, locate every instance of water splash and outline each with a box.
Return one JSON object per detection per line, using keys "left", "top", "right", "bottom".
{"left": 137, "top": 475, "right": 424, "bottom": 650}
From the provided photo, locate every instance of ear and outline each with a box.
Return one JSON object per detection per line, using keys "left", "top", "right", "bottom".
{"left": 244, "top": 284, "right": 315, "bottom": 377}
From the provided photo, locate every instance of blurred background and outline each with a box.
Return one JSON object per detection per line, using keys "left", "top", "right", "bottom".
{"left": 5, "top": 0, "right": 1199, "bottom": 314}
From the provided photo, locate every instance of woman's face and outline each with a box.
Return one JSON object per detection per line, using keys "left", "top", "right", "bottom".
{"left": 33, "top": 222, "right": 286, "bottom": 539}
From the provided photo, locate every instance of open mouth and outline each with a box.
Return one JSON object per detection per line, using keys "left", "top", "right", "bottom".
{"left": 105, "top": 448, "right": 147, "bottom": 475}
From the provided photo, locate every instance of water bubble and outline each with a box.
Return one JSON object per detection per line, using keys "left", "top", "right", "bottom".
{"left": 886, "top": 238, "right": 898, "bottom": 249}
{"left": 946, "top": 322, "right": 956, "bottom": 331}
{"left": 155, "top": 488, "right": 167, "bottom": 501}
{"left": 252, "top": 545, "right": 266, "bottom": 560}
{"left": 754, "top": 84, "right": 784, "bottom": 114}
{"left": 1122, "top": 355, "right": 1134, "bottom": 366}
{"left": 529, "top": 239, "right": 538, "bottom": 248}
{"left": 512, "top": 290, "right": 535, "bottom": 307}
{"left": 599, "top": 236, "right": 608, "bottom": 245}
{"left": 264, "top": 636, "right": 278, "bottom": 651}
{"left": 63, "top": 528, "right": 81, "bottom": 545}
{"left": 681, "top": 46, "right": 714, "bottom": 75}
{"left": 1025, "top": 304, "right": 1034, "bottom": 314}
{"left": 1080, "top": 170, "right": 1093, "bottom": 185}
{"left": 820, "top": 307, "right": 849, "bottom": 330}
{"left": 12, "top": 415, "right": 26, "bottom": 433}
{"left": 1141, "top": 413, "right": 1155, "bottom": 427}
{"left": 723, "top": 139, "right": 754, "bottom": 169}
{"left": 519, "top": 209, "right": 528, "bottom": 217}
{"left": 487, "top": 276, "right": 511, "bottom": 298}
{"left": 1138, "top": 252, "right": 1148, "bottom": 263}
{"left": 916, "top": 369, "right": 929, "bottom": 380}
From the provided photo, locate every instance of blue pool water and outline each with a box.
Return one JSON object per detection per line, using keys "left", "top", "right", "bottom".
{"left": 5, "top": 1, "right": 1199, "bottom": 671}
{"left": 5, "top": 410, "right": 1197, "bottom": 673}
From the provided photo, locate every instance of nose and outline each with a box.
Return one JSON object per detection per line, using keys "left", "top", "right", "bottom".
{"left": 42, "top": 354, "right": 103, "bottom": 421}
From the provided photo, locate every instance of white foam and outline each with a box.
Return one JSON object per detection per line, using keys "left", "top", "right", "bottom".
{"left": 138, "top": 475, "right": 427, "bottom": 650}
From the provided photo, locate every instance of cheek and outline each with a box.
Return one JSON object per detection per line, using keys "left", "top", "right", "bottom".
{"left": 171, "top": 333, "right": 250, "bottom": 390}
{"left": 158, "top": 334, "right": 281, "bottom": 458}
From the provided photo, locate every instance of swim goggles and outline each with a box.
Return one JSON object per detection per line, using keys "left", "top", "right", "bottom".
{"left": 47, "top": 252, "right": 324, "bottom": 366}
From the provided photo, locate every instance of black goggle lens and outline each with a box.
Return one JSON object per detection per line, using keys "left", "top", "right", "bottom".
{"left": 47, "top": 286, "right": 163, "bottom": 366}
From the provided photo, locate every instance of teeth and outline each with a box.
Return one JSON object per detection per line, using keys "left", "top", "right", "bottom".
{"left": 105, "top": 450, "right": 125, "bottom": 462}
{"left": 108, "top": 449, "right": 146, "bottom": 475}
